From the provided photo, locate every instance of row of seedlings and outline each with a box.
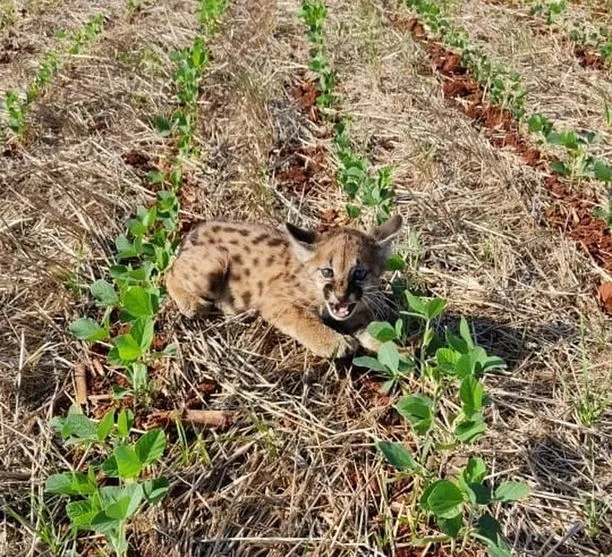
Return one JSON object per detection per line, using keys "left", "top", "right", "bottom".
{"left": 403, "top": 0, "right": 612, "bottom": 227}
{"left": 42, "top": 2, "right": 228, "bottom": 556}
{"left": 298, "top": 2, "right": 531, "bottom": 555}
{"left": 1, "top": 13, "right": 106, "bottom": 139}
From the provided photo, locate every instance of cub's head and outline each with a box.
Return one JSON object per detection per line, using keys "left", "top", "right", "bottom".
{"left": 286, "top": 215, "right": 402, "bottom": 321}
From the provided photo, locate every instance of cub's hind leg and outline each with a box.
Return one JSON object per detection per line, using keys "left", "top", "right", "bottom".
{"left": 166, "top": 243, "right": 229, "bottom": 318}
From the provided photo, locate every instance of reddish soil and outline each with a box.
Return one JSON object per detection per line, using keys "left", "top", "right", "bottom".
{"left": 573, "top": 44, "right": 606, "bottom": 71}
{"left": 292, "top": 80, "right": 319, "bottom": 120}
{"left": 393, "top": 16, "right": 612, "bottom": 314}
{"left": 273, "top": 144, "right": 327, "bottom": 195}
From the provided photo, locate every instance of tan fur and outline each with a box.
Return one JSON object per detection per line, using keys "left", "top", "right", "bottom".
{"left": 166, "top": 216, "right": 402, "bottom": 358}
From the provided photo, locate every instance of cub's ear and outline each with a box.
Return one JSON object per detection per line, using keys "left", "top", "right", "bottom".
{"left": 370, "top": 214, "right": 402, "bottom": 256}
{"left": 285, "top": 222, "right": 318, "bottom": 261}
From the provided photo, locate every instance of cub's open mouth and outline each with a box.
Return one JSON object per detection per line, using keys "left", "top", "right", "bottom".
{"left": 327, "top": 301, "right": 357, "bottom": 321}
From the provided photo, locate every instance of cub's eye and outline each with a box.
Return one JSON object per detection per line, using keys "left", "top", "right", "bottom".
{"left": 320, "top": 268, "right": 334, "bottom": 279}
{"left": 353, "top": 268, "right": 368, "bottom": 281}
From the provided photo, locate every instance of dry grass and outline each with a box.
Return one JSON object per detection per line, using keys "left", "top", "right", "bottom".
{"left": 1, "top": 0, "right": 611, "bottom": 556}
{"left": 448, "top": 0, "right": 612, "bottom": 165}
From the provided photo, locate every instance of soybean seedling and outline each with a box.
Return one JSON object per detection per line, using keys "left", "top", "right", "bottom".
{"left": 46, "top": 406, "right": 168, "bottom": 556}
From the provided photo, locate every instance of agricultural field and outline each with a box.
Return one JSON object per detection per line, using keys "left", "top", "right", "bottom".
{"left": 1, "top": 0, "right": 611, "bottom": 555}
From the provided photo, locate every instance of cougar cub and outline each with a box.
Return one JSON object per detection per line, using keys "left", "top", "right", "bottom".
{"left": 166, "top": 215, "right": 402, "bottom": 358}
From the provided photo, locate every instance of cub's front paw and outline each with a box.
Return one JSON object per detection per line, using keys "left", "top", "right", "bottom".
{"left": 332, "top": 334, "right": 359, "bottom": 358}
{"left": 354, "top": 328, "right": 381, "bottom": 354}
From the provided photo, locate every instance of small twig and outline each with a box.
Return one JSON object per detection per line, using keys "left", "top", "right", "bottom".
{"left": 91, "top": 358, "right": 104, "bottom": 377}
{"left": 183, "top": 409, "right": 233, "bottom": 428}
{"left": 74, "top": 364, "right": 88, "bottom": 405}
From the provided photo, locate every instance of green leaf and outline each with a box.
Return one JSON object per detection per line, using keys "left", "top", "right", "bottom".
{"left": 405, "top": 292, "right": 427, "bottom": 316}
{"left": 436, "top": 347, "right": 461, "bottom": 373}
{"left": 143, "top": 477, "right": 169, "bottom": 504}
{"left": 113, "top": 334, "right": 142, "bottom": 361}
{"left": 455, "top": 415, "right": 487, "bottom": 443}
{"left": 475, "top": 513, "right": 513, "bottom": 556}
{"left": 420, "top": 480, "right": 444, "bottom": 511}
{"left": 593, "top": 160, "right": 612, "bottom": 182}
{"left": 104, "top": 495, "right": 132, "bottom": 520}
{"left": 69, "top": 318, "right": 108, "bottom": 342}
{"left": 459, "top": 317, "right": 474, "bottom": 349}
{"left": 493, "top": 481, "right": 531, "bottom": 502}
{"left": 147, "top": 170, "right": 165, "bottom": 184}
{"left": 380, "top": 379, "right": 396, "bottom": 394}
{"left": 67, "top": 500, "right": 99, "bottom": 528}
{"left": 106, "top": 484, "right": 143, "bottom": 520}
{"left": 121, "top": 286, "right": 156, "bottom": 317}
{"left": 425, "top": 480, "right": 464, "bottom": 519}
{"left": 135, "top": 429, "right": 166, "bottom": 465}
{"left": 437, "top": 513, "right": 462, "bottom": 538}
{"left": 345, "top": 203, "right": 361, "bottom": 218}
{"left": 378, "top": 341, "right": 400, "bottom": 373}
{"left": 396, "top": 394, "right": 433, "bottom": 435}
{"left": 394, "top": 318, "right": 403, "bottom": 340}
{"left": 128, "top": 218, "right": 147, "bottom": 237}
{"left": 482, "top": 355, "right": 506, "bottom": 371}
{"left": 424, "top": 298, "right": 447, "bottom": 320}
{"left": 463, "top": 457, "right": 487, "bottom": 484}
{"left": 117, "top": 409, "right": 133, "bottom": 437}
{"left": 113, "top": 446, "right": 142, "bottom": 479}
{"left": 385, "top": 253, "right": 406, "bottom": 271}
{"left": 45, "top": 472, "right": 96, "bottom": 496}
{"left": 446, "top": 329, "right": 469, "bottom": 354}
{"left": 154, "top": 115, "right": 174, "bottom": 136}
{"left": 459, "top": 376, "right": 484, "bottom": 416}
{"left": 131, "top": 317, "right": 154, "bottom": 351}
{"left": 90, "top": 279, "right": 119, "bottom": 306}
{"left": 90, "top": 511, "right": 120, "bottom": 534}
{"left": 377, "top": 441, "right": 417, "bottom": 472}
{"left": 101, "top": 455, "right": 119, "bottom": 477}
{"left": 97, "top": 409, "right": 115, "bottom": 441}
{"left": 367, "top": 321, "right": 397, "bottom": 342}
{"left": 455, "top": 347, "right": 488, "bottom": 378}
{"left": 550, "top": 160, "right": 569, "bottom": 176}
{"left": 59, "top": 411, "right": 98, "bottom": 441}
{"left": 477, "top": 512, "right": 503, "bottom": 544}
{"left": 115, "top": 234, "right": 141, "bottom": 259}
{"left": 352, "top": 356, "right": 388, "bottom": 373}
{"left": 470, "top": 483, "right": 492, "bottom": 505}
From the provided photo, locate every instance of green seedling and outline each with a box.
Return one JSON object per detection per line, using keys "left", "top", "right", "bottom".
{"left": 198, "top": 0, "right": 227, "bottom": 33}
{"left": 367, "top": 292, "right": 515, "bottom": 553}
{"left": 334, "top": 120, "right": 395, "bottom": 222}
{"left": 299, "top": 0, "right": 337, "bottom": 107}
{"left": 378, "top": 446, "right": 530, "bottom": 555}
{"left": 171, "top": 37, "right": 210, "bottom": 106}
{"left": 528, "top": 114, "right": 612, "bottom": 204}
{"left": 27, "top": 51, "right": 61, "bottom": 101}
{"left": 46, "top": 406, "right": 168, "bottom": 557}
{"left": 2, "top": 90, "right": 27, "bottom": 135}
{"left": 354, "top": 321, "right": 414, "bottom": 393}
{"left": 299, "top": 2, "right": 396, "bottom": 221}
{"left": 68, "top": 14, "right": 105, "bottom": 55}
{"left": 69, "top": 187, "right": 180, "bottom": 399}
{"left": 529, "top": 0, "right": 567, "bottom": 25}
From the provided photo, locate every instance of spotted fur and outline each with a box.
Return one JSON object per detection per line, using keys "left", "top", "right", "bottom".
{"left": 166, "top": 216, "right": 402, "bottom": 358}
